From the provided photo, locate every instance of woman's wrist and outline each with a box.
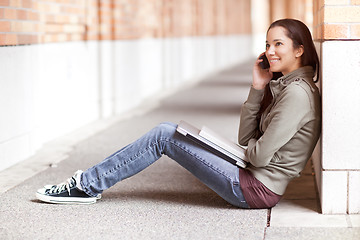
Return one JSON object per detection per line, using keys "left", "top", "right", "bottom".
{"left": 252, "top": 83, "right": 267, "bottom": 90}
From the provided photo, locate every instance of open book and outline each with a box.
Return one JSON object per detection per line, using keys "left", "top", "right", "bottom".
{"left": 176, "top": 121, "right": 248, "bottom": 168}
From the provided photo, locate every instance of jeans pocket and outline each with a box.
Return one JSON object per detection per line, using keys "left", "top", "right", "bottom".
{"left": 232, "top": 181, "right": 249, "bottom": 208}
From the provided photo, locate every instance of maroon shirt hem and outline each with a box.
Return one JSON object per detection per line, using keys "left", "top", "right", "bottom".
{"left": 239, "top": 168, "right": 282, "bottom": 209}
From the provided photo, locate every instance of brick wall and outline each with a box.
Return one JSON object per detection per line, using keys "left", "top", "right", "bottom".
{"left": 93, "top": 0, "right": 251, "bottom": 39}
{"left": 313, "top": 0, "right": 360, "bottom": 40}
{"left": 0, "top": 0, "right": 88, "bottom": 45}
{"left": 0, "top": 0, "right": 251, "bottom": 46}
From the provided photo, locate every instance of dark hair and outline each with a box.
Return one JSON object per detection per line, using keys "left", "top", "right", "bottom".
{"left": 267, "top": 18, "right": 319, "bottom": 82}
{"left": 258, "top": 19, "right": 319, "bottom": 122}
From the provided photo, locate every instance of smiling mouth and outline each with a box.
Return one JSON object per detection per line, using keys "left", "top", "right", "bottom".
{"left": 270, "top": 59, "right": 280, "bottom": 64}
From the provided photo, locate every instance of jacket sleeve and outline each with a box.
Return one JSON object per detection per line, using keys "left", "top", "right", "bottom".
{"left": 246, "top": 85, "right": 312, "bottom": 167}
{"left": 238, "top": 87, "right": 265, "bottom": 146}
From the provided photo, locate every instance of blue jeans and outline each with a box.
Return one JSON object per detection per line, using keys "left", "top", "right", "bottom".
{"left": 80, "top": 122, "right": 249, "bottom": 208}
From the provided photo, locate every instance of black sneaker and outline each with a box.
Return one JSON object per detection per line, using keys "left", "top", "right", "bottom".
{"left": 36, "top": 170, "right": 101, "bottom": 204}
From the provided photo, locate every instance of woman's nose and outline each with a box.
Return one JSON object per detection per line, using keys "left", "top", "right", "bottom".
{"left": 267, "top": 46, "right": 275, "bottom": 55}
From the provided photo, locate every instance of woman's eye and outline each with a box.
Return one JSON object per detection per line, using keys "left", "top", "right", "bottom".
{"left": 275, "top": 42, "right": 283, "bottom": 46}
{"left": 265, "top": 44, "right": 270, "bottom": 49}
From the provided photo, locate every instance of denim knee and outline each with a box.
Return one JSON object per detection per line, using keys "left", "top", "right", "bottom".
{"left": 155, "top": 122, "right": 177, "bottom": 138}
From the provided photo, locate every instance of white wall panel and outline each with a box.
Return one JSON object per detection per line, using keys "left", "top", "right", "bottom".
{"left": 0, "top": 35, "right": 252, "bottom": 172}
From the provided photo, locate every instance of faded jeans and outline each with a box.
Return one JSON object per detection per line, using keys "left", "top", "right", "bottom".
{"left": 80, "top": 122, "right": 249, "bottom": 208}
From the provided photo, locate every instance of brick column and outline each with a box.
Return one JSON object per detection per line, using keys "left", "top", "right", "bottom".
{"left": 313, "top": 0, "right": 360, "bottom": 214}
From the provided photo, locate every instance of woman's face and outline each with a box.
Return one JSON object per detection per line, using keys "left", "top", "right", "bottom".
{"left": 265, "top": 26, "right": 303, "bottom": 75}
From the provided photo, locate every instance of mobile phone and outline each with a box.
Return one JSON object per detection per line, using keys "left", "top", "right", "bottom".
{"left": 259, "top": 55, "right": 270, "bottom": 69}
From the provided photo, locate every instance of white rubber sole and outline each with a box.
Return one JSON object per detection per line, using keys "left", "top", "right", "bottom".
{"left": 36, "top": 192, "right": 98, "bottom": 205}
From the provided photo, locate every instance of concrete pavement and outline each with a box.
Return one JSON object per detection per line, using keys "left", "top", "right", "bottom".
{"left": 0, "top": 60, "right": 359, "bottom": 240}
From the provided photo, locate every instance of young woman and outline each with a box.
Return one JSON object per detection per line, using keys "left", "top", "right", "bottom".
{"left": 36, "top": 19, "right": 321, "bottom": 209}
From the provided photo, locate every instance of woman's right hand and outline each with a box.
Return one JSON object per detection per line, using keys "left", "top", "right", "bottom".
{"left": 252, "top": 53, "right": 273, "bottom": 90}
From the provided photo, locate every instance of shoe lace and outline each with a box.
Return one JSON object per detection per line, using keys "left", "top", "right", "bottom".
{"left": 48, "top": 177, "right": 75, "bottom": 196}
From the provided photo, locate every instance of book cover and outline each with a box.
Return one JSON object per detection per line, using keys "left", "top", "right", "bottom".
{"left": 199, "top": 126, "right": 247, "bottom": 161}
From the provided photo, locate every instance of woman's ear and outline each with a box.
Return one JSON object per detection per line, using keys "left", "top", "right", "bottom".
{"left": 296, "top": 45, "right": 304, "bottom": 58}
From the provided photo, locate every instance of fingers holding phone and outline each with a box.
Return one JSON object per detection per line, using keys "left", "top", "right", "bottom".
{"left": 259, "top": 54, "right": 270, "bottom": 69}
{"left": 252, "top": 53, "right": 273, "bottom": 90}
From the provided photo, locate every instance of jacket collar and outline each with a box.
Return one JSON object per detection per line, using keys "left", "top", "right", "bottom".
{"left": 270, "top": 66, "right": 315, "bottom": 98}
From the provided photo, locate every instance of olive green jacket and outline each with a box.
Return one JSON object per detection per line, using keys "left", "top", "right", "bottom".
{"left": 238, "top": 66, "right": 321, "bottom": 195}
